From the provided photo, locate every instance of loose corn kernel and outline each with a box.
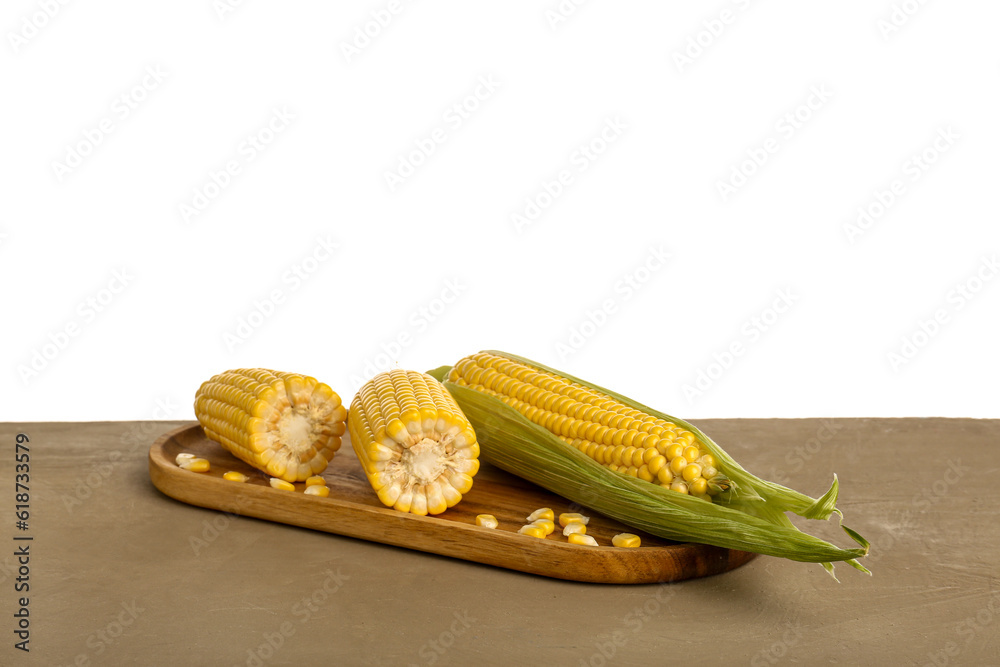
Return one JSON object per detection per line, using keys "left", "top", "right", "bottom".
{"left": 223, "top": 471, "right": 249, "bottom": 483}
{"left": 568, "top": 533, "right": 599, "bottom": 546}
{"left": 559, "top": 512, "right": 590, "bottom": 527}
{"left": 612, "top": 533, "right": 641, "bottom": 548}
{"left": 531, "top": 519, "right": 555, "bottom": 535}
{"left": 563, "top": 522, "right": 587, "bottom": 537}
{"left": 518, "top": 524, "right": 547, "bottom": 538}
{"left": 476, "top": 514, "right": 499, "bottom": 529}
{"left": 179, "top": 457, "right": 210, "bottom": 473}
{"left": 527, "top": 508, "right": 554, "bottom": 522}
{"left": 305, "top": 475, "right": 326, "bottom": 487}
{"left": 270, "top": 478, "right": 295, "bottom": 491}
{"left": 175, "top": 453, "right": 196, "bottom": 466}
{"left": 304, "top": 485, "right": 330, "bottom": 497}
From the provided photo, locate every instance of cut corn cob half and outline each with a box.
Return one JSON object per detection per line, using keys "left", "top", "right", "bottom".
{"left": 429, "top": 351, "right": 871, "bottom": 577}
{"left": 348, "top": 370, "right": 480, "bottom": 516}
{"left": 194, "top": 368, "right": 347, "bottom": 482}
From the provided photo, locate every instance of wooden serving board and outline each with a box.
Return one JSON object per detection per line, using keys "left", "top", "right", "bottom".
{"left": 149, "top": 424, "right": 756, "bottom": 584}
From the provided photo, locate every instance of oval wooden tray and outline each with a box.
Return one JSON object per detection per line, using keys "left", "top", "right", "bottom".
{"left": 149, "top": 424, "right": 755, "bottom": 584}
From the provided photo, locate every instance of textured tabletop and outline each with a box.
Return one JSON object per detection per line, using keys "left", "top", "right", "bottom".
{"left": 1, "top": 418, "right": 997, "bottom": 666}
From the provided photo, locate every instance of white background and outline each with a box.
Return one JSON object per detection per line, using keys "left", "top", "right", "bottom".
{"left": 2, "top": 1, "right": 998, "bottom": 421}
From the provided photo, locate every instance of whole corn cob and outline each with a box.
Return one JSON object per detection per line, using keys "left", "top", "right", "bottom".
{"left": 447, "top": 352, "right": 731, "bottom": 501}
{"left": 194, "top": 368, "right": 347, "bottom": 482}
{"left": 349, "top": 369, "right": 480, "bottom": 515}
{"left": 430, "top": 351, "right": 870, "bottom": 577}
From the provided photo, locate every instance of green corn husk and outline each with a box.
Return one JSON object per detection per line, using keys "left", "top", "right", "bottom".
{"left": 428, "top": 351, "right": 870, "bottom": 578}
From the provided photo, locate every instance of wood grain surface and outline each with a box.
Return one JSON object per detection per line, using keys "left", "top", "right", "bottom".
{"left": 149, "top": 423, "right": 755, "bottom": 584}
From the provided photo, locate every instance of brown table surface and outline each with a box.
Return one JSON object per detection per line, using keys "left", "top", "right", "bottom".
{"left": 2, "top": 418, "right": 997, "bottom": 666}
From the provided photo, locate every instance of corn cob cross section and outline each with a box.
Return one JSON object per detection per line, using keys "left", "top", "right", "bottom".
{"left": 447, "top": 352, "right": 730, "bottom": 502}
{"left": 194, "top": 368, "right": 347, "bottom": 482}
{"left": 349, "top": 370, "right": 480, "bottom": 515}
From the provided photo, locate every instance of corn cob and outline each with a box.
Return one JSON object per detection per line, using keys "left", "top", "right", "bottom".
{"left": 194, "top": 368, "right": 347, "bottom": 482}
{"left": 348, "top": 370, "right": 480, "bottom": 516}
{"left": 430, "top": 351, "right": 871, "bottom": 577}
{"left": 447, "top": 352, "right": 729, "bottom": 501}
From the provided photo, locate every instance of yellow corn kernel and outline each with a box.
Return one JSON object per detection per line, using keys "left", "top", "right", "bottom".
{"left": 670, "top": 480, "right": 688, "bottom": 495}
{"left": 563, "top": 522, "right": 587, "bottom": 537}
{"left": 648, "top": 455, "right": 667, "bottom": 475}
{"left": 305, "top": 475, "right": 326, "bottom": 487}
{"left": 656, "top": 466, "right": 673, "bottom": 485}
{"left": 683, "top": 446, "right": 701, "bottom": 463}
{"left": 568, "top": 533, "right": 599, "bottom": 546}
{"left": 194, "top": 368, "right": 347, "bottom": 482}
{"left": 631, "top": 448, "right": 646, "bottom": 468}
{"left": 175, "top": 453, "right": 196, "bottom": 466}
{"left": 612, "top": 533, "right": 641, "bottom": 548}
{"left": 558, "top": 512, "right": 590, "bottom": 527}
{"left": 669, "top": 456, "right": 688, "bottom": 475}
{"left": 179, "top": 457, "right": 210, "bottom": 473}
{"left": 223, "top": 471, "right": 248, "bottom": 483}
{"left": 518, "top": 524, "right": 547, "bottom": 538}
{"left": 531, "top": 519, "right": 555, "bottom": 535}
{"left": 476, "top": 514, "right": 499, "bottom": 529}
{"left": 269, "top": 478, "right": 295, "bottom": 491}
{"left": 699, "top": 454, "right": 716, "bottom": 469}
{"left": 690, "top": 477, "right": 708, "bottom": 495}
{"left": 682, "top": 464, "right": 702, "bottom": 482}
{"left": 304, "top": 485, "right": 330, "bottom": 497}
{"left": 348, "top": 370, "right": 479, "bottom": 516}
{"left": 527, "top": 508, "right": 554, "bottom": 522}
